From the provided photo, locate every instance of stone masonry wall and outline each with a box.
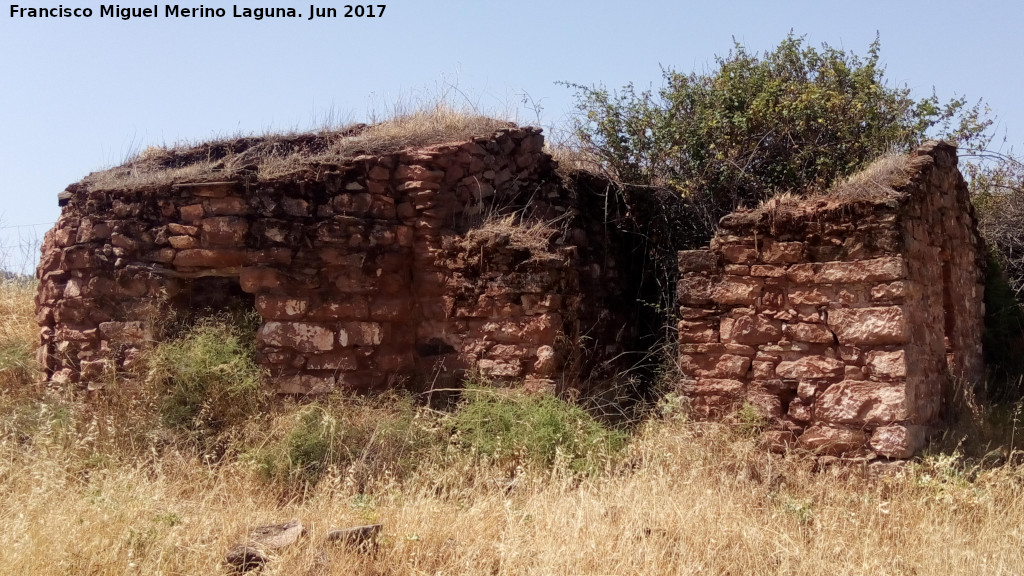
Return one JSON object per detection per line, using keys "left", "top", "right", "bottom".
{"left": 35, "top": 127, "right": 613, "bottom": 394}
{"left": 676, "top": 142, "right": 985, "bottom": 458}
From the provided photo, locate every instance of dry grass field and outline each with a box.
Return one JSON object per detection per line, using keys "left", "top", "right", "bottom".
{"left": 2, "top": 279, "right": 1024, "bottom": 575}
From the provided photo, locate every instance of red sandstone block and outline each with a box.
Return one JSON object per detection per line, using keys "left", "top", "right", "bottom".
{"left": 869, "top": 424, "right": 926, "bottom": 458}
{"left": 173, "top": 248, "right": 247, "bottom": 269}
{"left": 752, "top": 360, "right": 775, "bottom": 379}
{"left": 827, "top": 306, "right": 907, "bottom": 346}
{"left": 370, "top": 297, "right": 411, "bottom": 321}
{"left": 281, "top": 197, "right": 310, "bottom": 217}
{"left": 787, "top": 288, "right": 831, "bottom": 306}
{"left": 864, "top": 349, "right": 907, "bottom": 379}
{"left": 167, "top": 223, "right": 198, "bottom": 236}
{"left": 55, "top": 298, "right": 105, "bottom": 325}
{"left": 179, "top": 204, "right": 204, "bottom": 222}
{"left": 814, "top": 256, "right": 905, "bottom": 284}
{"left": 55, "top": 326, "right": 99, "bottom": 342}
{"left": 775, "top": 355, "right": 844, "bottom": 380}
{"left": 63, "top": 246, "right": 98, "bottom": 270}
{"left": 797, "top": 424, "right": 867, "bottom": 456}
{"left": 787, "top": 398, "right": 812, "bottom": 422}
{"left": 256, "top": 295, "right": 309, "bottom": 320}
{"left": 482, "top": 314, "right": 560, "bottom": 346}
{"left": 306, "top": 297, "right": 369, "bottom": 321}
{"left": 477, "top": 358, "right": 524, "bottom": 378}
{"left": 684, "top": 378, "right": 745, "bottom": 397}
{"left": 277, "top": 374, "right": 335, "bottom": 395}
{"left": 338, "top": 322, "right": 383, "bottom": 347}
{"left": 870, "top": 281, "right": 907, "bottom": 303}
{"left": 711, "top": 277, "right": 763, "bottom": 305}
{"left": 761, "top": 241, "right": 804, "bottom": 264}
{"left": 77, "top": 221, "right": 112, "bottom": 243}
{"left": 245, "top": 248, "right": 293, "bottom": 266}
{"left": 206, "top": 196, "right": 248, "bottom": 216}
{"left": 814, "top": 380, "right": 908, "bottom": 425}
{"left": 750, "top": 265, "right": 787, "bottom": 278}
{"left": 373, "top": 349, "right": 415, "bottom": 372}
{"left": 239, "top": 266, "right": 286, "bottom": 293}
{"left": 786, "top": 264, "right": 816, "bottom": 284}
{"left": 678, "top": 279, "right": 712, "bottom": 307}
{"left": 110, "top": 232, "right": 138, "bottom": 251}
{"left": 395, "top": 165, "right": 444, "bottom": 181}
{"left": 38, "top": 250, "right": 62, "bottom": 275}
{"left": 720, "top": 313, "right": 781, "bottom": 345}
{"left": 677, "top": 320, "right": 718, "bottom": 344}
{"left": 720, "top": 245, "right": 758, "bottom": 264}
{"left": 745, "top": 390, "right": 783, "bottom": 418}
{"left": 98, "top": 321, "right": 150, "bottom": 344}
{"left": 680, "top": 343, "right": 756, "bottom": 356}
{"left": 520, "top": 133, "right": 544, "bottom": 153}
{"left": 306, "top": 352, "right": 358, "bottom": 371}
{"left": 368, "top": 165, "right": 390, "bottom": 180}
{"left": 678, "top": 307, "right": 714, "bottom": 320}
{"left": 521, "top": 294, "right": 562, "bottom": 315}
{"left": 200, "top": 217, "right": 248, "bottom": 246}
{"left": 168, "top": 235, "right": 198, "bottom": 249}
{"left": 258, "top": 321, "right": 335, "bottom": 353}
{"left": 708, "top": 354, "right": 752, "bottom": 379}
{"left": 782, "top": 322, "right": 834, "bottom": 344}
{"left": 333, "top": 193, "right": 373, "bottom": 216}
{"left": 53, "top": 226, "right": 77, "bottom": 248}
{"left": 369, "top": 226, "right": 396, "bottom": 247}
{"left": 80, "top": 359, "right": 109, "bottom": 380}
{"left": 370, "top": 197, "right": 398, "bottom": 220}
{"left": 397, "top": 180, "right": 441, "bottom": 193}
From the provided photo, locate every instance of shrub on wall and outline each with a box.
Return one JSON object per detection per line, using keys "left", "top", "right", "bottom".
{"left": 563, "top": 34, "right": 989, "bottom": 244}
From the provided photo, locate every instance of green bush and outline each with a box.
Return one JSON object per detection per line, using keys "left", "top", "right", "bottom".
{"left": 564, "top": 34, "right": 989, "bottom": 244}
{"left": 451, "top": 387, "right": 628, "bottom": 474}
{"left": 254, "top": 392, "right": 442, "bottom": 487}
{"left": 146, "top": 314, "right": 265, "bottom": 444}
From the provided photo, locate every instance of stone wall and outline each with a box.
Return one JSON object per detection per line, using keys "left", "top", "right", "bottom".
{"left": 676, "top": 141, "right": 985, "bottom": 458}
{"left": 36, "top": 126, "right": 634, "bottom": 394}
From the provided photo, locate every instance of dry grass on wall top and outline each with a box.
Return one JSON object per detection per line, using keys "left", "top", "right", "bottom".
{"left": 461, "top": 214, "right": 560, "bottom": 256}
{"left": 752, "top": 152, "right": 913, "bottom": 217}
{"left": 81, "top": 103, "right": 517, "bottom": 192}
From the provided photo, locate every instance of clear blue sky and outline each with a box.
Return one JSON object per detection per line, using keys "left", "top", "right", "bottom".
{"left": 2, "top": 0, "right": 1022, "bottom": 274}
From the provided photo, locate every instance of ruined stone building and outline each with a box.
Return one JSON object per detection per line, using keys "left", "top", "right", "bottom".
{"left": 35, "top": 121, "right": 986, "bottom": 458}
{"left": 676, "top": 142, "right": 986, "bottom": 457}
{"left": 34, "top": 123, "right": 640, "bottom": 396}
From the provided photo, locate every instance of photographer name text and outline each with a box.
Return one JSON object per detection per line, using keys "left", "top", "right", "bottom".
{"left": 9, "top": 4, "right": 386, "bottom": 20}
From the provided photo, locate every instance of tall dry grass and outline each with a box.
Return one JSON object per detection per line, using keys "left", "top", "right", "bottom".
{"left": 2, "top": 283, "right": 1024, "bottom": 575}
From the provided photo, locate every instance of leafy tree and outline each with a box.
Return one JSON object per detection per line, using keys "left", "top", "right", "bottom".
{"left": 564, "top": 34, "right": 990, "bottom": 241}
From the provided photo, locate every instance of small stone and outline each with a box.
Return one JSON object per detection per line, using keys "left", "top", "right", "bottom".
{"left": 225, "top": 546, "right": 267, "bottom": 573}
{"left": 248, "top": 519, "right": 305, "bottom": 550}
{"left": 326, "top": 524, "right": 382, "bottom": 549}
{"left": 798, "top": 424, "right": 867, "bottom": 456}
{"left": 760, "top": 430, "right": 797, "bottom": 453}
